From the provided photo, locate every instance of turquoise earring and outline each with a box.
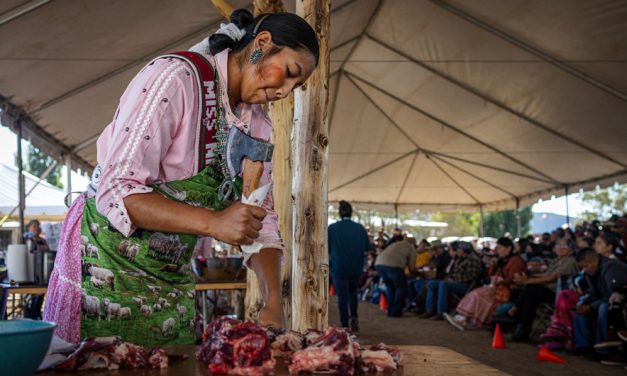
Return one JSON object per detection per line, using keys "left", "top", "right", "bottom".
{"left": 249, "top": 48, "right": 262, "bottom": 64}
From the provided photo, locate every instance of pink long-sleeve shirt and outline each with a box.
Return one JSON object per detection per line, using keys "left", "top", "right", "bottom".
{"left": 94, "top": 49, "right": 282, "bottom": 251}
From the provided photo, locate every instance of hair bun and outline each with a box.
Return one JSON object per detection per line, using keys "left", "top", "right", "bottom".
{"left": 230, "top": 9, "right": 254, "bottom": 29}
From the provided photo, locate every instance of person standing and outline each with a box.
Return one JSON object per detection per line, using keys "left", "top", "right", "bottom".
{"left": 328, "top": 201, "right": 372, "bottom": 331}
{"left": 375, "top": 236, "right": 417, "bottom": 317}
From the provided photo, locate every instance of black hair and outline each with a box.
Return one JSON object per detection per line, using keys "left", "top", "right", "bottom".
{"left": 209, "top": 9, "right": 319, "bottom": 64}
{"left": 339, "top": 200, "right": 352, "bottom": 218}
{"left": 576, "top": 247, "right": 599, "bottom": 262}
{"left": 598, "top": 231, "right": 620, "bottom": 252}
{"left": 555, "top": 236, "right": 576, "bottom": 252}
{"left": 496, "top": 237, "right": 514, "bottom": 251}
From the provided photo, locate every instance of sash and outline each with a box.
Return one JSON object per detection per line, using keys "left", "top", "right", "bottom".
{"left": 165, "top": 51, "right": 219, "bottom": 173}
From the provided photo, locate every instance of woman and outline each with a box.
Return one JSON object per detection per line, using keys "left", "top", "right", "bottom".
{"left": 594, "top": 231, "right": 621, "bottom": 259}
{"left": 444, "top": 237, "right": 525, "bottom": 330}
{"left": 44, "top": 9, "right": 318, "bottom": 346}
{"left": 507, "top": 237, "right": 579, "bottom": 342}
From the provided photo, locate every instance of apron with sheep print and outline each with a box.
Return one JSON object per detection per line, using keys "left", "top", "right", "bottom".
{"left": 80, "top": 51, "right": 241, "bottom": 346}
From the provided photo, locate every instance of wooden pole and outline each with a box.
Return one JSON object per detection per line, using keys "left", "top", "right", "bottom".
{"left": 292, "top": 0, "right": 331, "bottom": 331}
{"left": 210, "top": 0, "right": 234, "bottom": 19}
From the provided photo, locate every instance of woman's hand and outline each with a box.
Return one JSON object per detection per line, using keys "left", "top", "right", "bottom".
{"left": 208, "top": 202, "right": 267, "bottom": 245}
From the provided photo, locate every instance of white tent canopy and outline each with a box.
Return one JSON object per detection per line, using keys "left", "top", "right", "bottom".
{"left": 0, "top": 163, "right": 67, "bottom": 219}
{"left": 1, "top": 0, "right": 626, "bottom": 212}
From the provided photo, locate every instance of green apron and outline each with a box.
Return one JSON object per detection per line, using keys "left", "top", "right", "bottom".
{"left": 80, "top": 51, "right": 241, "bottom": 346}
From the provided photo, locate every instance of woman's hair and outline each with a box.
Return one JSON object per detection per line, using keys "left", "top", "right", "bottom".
{"left": 598, "top": 231, "right": 620, "bottom": 252}
{"left": 497, "top": 237, "right": 514, "bottom": 251}
{"left": 209, "top": 9, "right": 319, "bottom": 64}
{"left": 27, "top": 219, "right": 40, "bottom": 230}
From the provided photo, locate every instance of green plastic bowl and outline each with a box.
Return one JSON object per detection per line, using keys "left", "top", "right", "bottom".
{"left": 0, "top": 320, "right": 56, "bottom": 376}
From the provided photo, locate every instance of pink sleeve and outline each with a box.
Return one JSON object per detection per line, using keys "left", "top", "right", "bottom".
{"left": 253, "top": 110, "right": 284, "bottom": 251}
{"left": 95, "top": 58, "right": 196, "bottom": 237}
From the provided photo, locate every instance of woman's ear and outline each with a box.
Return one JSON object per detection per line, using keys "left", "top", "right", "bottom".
{"left": 255, "top": 31, "right": 273, "bottom": 53}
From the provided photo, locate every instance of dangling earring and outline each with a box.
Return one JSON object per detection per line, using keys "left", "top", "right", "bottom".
{"left": 249, "top": 48, "right": 262, "bottom": 64}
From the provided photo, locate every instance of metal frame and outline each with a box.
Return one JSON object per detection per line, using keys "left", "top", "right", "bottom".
{"left": 428, "top": 155, "right": 480, "bottom": 204}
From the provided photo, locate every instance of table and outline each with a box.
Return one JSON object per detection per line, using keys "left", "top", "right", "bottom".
{"left": 38, "top": 345, "right": 508, "bottom": 375}
{"left": 0, "top": 282, "right": 246, "bottom": 323}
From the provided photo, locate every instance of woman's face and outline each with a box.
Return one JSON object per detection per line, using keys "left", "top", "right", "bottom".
{"left": 239, "top": 32, "right": 316, "bottom": 104}
{"left": 594, "top": 236, "right": 612, "bottom": 257}
{"left": 495, "top": 244, "right": 510, "bottom": 258}
{"left": 554, "top": 239, "right": 573, "bottom": 258}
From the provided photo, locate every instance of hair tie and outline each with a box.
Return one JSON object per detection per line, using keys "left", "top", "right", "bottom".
{"left": 252, "top": 14, "right": 271, "bottom": 36}
{"left": 215, "top": 22, "right": 246, "bottom": 42}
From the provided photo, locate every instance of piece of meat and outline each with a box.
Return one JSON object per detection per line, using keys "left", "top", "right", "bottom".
{"left": 359, "top": 350, "right": 397, "bottom": 373}
{"left": 197, "top": 317, "right": 276, "bottom": 375}
{"left": 303, "top": 328, "right": 323, "bottom": 346}
{"left": 368, "top": 343, "right": 403, "bottom": 367}
{"left": 148, "top": 348, "right": 169, "bottom": 369}
{"left": 54, "top": 336, "right": 175, "bottom": 371}
{"left": 289, "top": 327, "right": 358, "bottom": 375}
{"left": 271, "top": 331, "right": 305, "bottom": 358}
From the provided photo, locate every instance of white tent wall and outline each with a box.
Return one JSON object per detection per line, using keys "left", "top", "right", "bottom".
{"left": 0, "top": 0, "right": 626, "bottom": 213}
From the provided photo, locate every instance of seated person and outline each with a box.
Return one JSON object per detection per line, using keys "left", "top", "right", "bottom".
{"left": 574, "top": 249, "right": 627, "bottom": 358}
{"left": 406, "top": 239, "right": 431, "bottom": 311}
{"left": 445, "top": 237, "right": 525, "bottom": 330}
{"left": 594, "top": 231, "right": 622, "bottom": 260}
{"left": 419, "top": 241, "right": 483, "bottom": 321}
{"left": 539, "top": 271, "right": 588, "bottom": 351}
{"left": 507, "top": 237, "right": 579, "bottom": 342}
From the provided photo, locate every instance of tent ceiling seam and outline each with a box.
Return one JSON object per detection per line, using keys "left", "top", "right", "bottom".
{"left": 1, "top": 96, "right": 93, "bottom": 173}
{"left": 430, "top": 151, "right": 554, "bottom": 184}
{"left": 363, "top": 34, "right": 627, "bottom": 170}
{"left": 395, "top": 151, "right": 419, "bottom": 203}
{"left": 427, "top": 154, "right": 481, "bottom": 204}
{"left": 345, "top": 73, "right": 421, "bottom": 149}
{"left": 430, "top": 0, "right": 627, "bottom": 103}
{"left": 430, "top": 153, "right": 517, "bottom": 199}
{"left": 33, "top": 19, "right": 224, "bottom": 113}
{"left": 329, "top": 149, "right": 418, "bottom": 193}
{"left": 346, "top": 71, "right": 560, "bottom": 184}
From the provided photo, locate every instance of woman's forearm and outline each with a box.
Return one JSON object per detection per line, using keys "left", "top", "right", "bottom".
{"left": 123, "top": 192, "right": 267, "bottom": 245}
{"left": 124, "top": 192, "right": 215, "bottom": 236}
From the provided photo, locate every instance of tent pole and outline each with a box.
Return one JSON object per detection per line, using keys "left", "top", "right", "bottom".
{"left": 394, "top": 204, "right": 399, "bottom": 227}
{"left": 515, "top": 198, "right": 521, "bottom": 238}
{"left": 65, "top": 154, "right": 72, "bottom": 195}
{"left": 479, "top": 205, "right": 485, "bottom": 238}
{"left": 565, "top": 186, "right": 570, "bottom": 228}
{"left": 16, "top": 118, "right": 25, "bottom": 243}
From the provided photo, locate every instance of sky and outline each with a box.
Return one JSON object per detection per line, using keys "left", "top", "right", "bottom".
{"left": 0, "top": 124, "right": 589, "bottom": 217}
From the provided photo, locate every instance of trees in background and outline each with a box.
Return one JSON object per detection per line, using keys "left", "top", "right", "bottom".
{"left": 482, "top": 207, "right": 532, "bottom": 238}
{"left": 26, "top": 145, "right": 63, "bottom": 189}
{"left": 579, "top": 183, "right": 626, "bottom": 221}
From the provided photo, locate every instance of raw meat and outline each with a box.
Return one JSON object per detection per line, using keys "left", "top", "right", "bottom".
{"left": 54, "top": 336, "right": 184, "bottom": 371}
{"left": 369, "top": 343, "right": 403, "bottom": 366}
{"left": 303, "top": 328, "right": 323, "bottom": 346}
{"left": 271, "top": 331, "right": 305, "bottom": 357}
{"left": 288, "top": 327, "right": 359, "bottom": 375}
{"left": 359, "top": 350, "right": 396, "bottom": 373}
{"left": 197, "top": 317, "right": 276, "bottom": 375}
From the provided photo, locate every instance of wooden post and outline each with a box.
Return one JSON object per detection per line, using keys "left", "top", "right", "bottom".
{"left": 210, "top": 0, "right": 234, "bottom": 19}
{"left": 292, "top": 0, "right": 331, "bottom": 331}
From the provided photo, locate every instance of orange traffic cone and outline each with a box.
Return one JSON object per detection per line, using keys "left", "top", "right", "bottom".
{"left": 330, "top": 285, "right": 335, "bottom": 297}
{"left": 491, "top": 323, "right": 505, "bottom": 349}
{"left": 537, "top": 347, "right": 567, "bottom": 364}
{"left": 379, "top": 293, "right": 388, "bottom": 311}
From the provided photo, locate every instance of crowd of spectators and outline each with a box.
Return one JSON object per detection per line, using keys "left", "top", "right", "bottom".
{"left": 334, "top": 207, "right": 627, "bottom": 368}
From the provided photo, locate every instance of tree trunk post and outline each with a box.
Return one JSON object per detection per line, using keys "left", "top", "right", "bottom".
{"left": 291, "top": 0, "right": 331, "bottom": 332}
